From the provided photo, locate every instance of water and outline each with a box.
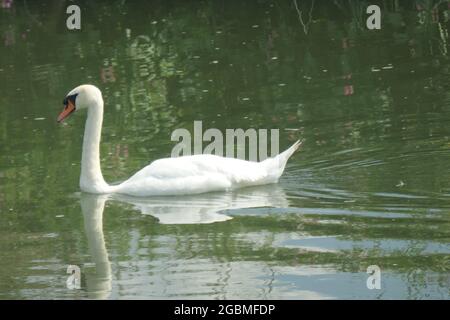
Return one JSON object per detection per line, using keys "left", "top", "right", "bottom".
{"left": 0, "top": 1, "right": 449, "bottom": 299}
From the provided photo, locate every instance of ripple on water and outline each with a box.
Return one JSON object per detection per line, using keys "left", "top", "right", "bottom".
{"left": 277, "top": 236, "right": 450, "bottom": 255}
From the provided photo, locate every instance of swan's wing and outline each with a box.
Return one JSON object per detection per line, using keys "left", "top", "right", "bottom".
{"left": 137, "top": 155, "right": 269, "bottom": 179}
{"left": 114, "top": 141, "right": 301, "bottom": 197}
{"left": 118, "top": 155, "right": 271, "bottom": 196}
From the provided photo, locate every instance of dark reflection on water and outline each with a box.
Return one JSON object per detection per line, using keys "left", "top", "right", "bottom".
{"left": 0, "top": 0, "right": 449, "bottom": 299}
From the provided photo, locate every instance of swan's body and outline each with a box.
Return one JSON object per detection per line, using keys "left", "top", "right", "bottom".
{"left": 58, "top": 85, "right": 302, "bottom": 196}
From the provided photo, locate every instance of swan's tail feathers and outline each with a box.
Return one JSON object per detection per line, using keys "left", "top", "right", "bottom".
{"left": 262, "top": 140, "right": 303, "bottom": 181}
{"left": 279, "top": 140, "right": 303, "bottom": 164}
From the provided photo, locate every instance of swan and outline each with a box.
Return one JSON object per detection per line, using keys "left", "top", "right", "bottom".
{"left": 57, "top": 84, "right": 302, "bottom": 196}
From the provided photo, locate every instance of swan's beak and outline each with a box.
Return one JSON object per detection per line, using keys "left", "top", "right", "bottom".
{"left": 57, "top": 100, "right": 76, "bottom": 123}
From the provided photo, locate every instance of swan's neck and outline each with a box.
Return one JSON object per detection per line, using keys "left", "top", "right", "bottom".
{"left": 80, "top": 100, "right": 111, "bottom": 193}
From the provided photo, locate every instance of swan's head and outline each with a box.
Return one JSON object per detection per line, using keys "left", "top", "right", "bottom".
{"left": 57, "top": 84, "right": 103, "bottom": 122}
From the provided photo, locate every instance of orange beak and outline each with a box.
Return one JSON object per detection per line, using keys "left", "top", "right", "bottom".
{"left": 57, "top": 100, "right": 76, "bottom": 123}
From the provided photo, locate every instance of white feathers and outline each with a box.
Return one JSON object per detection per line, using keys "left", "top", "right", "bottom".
{"left": 117, "top": 144, "right": 301, "bottom": 196}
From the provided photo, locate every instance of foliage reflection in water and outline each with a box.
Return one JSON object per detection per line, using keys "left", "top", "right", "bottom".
{"left": 0, "top": 0, "right": 449, "bottom": 299}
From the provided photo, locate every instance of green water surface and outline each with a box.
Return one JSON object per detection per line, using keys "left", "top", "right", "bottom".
{"left": 0, "top": 1, "right": 449, "bottom": 299}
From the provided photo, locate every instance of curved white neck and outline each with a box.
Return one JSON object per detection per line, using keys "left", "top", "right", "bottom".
{"left": 80, "top": 99, "right": 111, "bottom": 193}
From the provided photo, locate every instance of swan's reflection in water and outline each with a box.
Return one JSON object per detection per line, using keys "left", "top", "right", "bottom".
{"left": 109, "top": 184, "right": 289, "bottom": 224}
{"left": 80, "top": 185, "right": 289, "bottom": 298}
{"left": 80, "top": 194, "right": 112, "bottom": 299}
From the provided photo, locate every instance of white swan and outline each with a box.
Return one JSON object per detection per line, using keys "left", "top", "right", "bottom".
{"left": 57, "top": 84, "right": 302, "bottom": 196}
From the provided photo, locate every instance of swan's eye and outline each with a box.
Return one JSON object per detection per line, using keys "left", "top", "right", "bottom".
{"left": 63, "top": 94, "right": 78, "bottom": 108}
{"left": 57, "top": 93, "right": 78, "bottom": 123}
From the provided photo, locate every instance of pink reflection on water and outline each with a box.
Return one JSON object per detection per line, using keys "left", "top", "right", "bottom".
{"left": 101, "top": 66, "right": 116, "bottom": 83}
{"left": 344, "top": 85, "right": 354, "bottom": 96}
{"left": 1, "top": 0, "right": 12, "bottom": 9}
